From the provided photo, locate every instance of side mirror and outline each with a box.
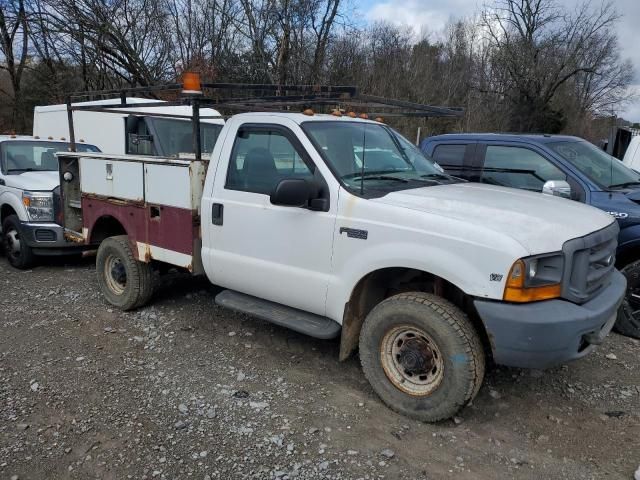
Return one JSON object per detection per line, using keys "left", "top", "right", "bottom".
{"left": 542, "top": 180, "right": 571, "bottom": 199}
{"left": 271, "top": 178, "right": 312, "bottom": 207}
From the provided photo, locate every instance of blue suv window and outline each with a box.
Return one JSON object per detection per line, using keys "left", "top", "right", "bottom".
{"left": 481, "top": 145, "right": 566, "bottom": 191}
{"left": 432, "top": 144, "right": 466, "bottom": 172}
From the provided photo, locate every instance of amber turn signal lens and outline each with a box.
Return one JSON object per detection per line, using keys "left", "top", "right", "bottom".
{"left": 504, "top": 283, "right": 561, "bottom": 302}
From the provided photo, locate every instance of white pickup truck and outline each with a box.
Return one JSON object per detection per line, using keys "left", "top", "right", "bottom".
{"left": 0, "top": 135, "right": 99, "bottom": 268}
{"left": 57, "top": 112, "right": 625, "bottom": 422}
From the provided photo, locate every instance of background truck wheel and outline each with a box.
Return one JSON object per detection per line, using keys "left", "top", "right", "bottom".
{"left": 359, "top": 292, "right": 485, "bottom": 422}
{"left": 2, "top": 215, "right": 35, "bottom": 269}
{"left": 616, "top": 260, "right": 640, "bottom": 339}
{"left": 96, "top": 235, "right": 154, "bottom": 310}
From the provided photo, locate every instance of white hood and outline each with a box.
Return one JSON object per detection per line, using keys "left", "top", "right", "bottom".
{"left": 4, "top": 171, "right": 59, "bottom": 192}
{"left": 372, "top": 183, "right": 615, "bottom": 254}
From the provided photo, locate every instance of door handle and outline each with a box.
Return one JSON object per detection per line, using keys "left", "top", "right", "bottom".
{"left": 212, "top": 203, "right": 223, "bottom": 225}
{"left": 0, "top": 179, "right": 5, "bottom": 186}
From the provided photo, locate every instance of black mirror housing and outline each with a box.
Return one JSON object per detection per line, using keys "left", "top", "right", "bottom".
{"left": 270, "top": 178, "right": 312, "bottom": 207}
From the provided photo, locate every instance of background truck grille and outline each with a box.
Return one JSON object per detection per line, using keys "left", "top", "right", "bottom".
{"left": 562, "top": 222, "right": 619, "bottom": 304}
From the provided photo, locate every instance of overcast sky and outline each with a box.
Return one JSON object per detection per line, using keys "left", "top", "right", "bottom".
{"left": 356, "top": 0, "right": 640, "bottom": 122}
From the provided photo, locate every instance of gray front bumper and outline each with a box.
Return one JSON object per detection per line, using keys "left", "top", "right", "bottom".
{"left": 474, "top": 270, "right": 626, "bottom": 369}
{"left": 19, "top": 221, "right": 78, "bottom": 252}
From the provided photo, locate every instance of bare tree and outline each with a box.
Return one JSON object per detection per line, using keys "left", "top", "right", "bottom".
{"left": 0, "top": 0, "right": 29, "bottom": 130}
{"left": 479, "top": 0, "right": 632, "bottom": 132}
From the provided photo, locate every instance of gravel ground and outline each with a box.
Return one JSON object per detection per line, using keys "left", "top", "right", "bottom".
{"left": 1, "top": 255, "right": 639, "bottom": 480}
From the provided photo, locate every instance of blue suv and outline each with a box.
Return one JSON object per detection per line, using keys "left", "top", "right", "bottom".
{"left": 421, "top": 133, "right": 640, "bottom": 339}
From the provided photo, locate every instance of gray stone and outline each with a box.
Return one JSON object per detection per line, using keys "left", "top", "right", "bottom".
{"left": 380, "top": 448, "right": 395, "bottom": 459}
{"left": 489, "top": 389, "right": 501, "bottom": 399}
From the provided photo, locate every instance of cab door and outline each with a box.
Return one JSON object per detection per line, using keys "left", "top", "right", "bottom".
{"left": 202, "top": 118, "right": 336, "bottom": 316}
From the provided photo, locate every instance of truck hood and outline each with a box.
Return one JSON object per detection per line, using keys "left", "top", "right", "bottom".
{"left": 372, "top": 183, "right": 615, "bottom": 254}
{"left": 4, "top": 171, "right": 58, "bottom": 192}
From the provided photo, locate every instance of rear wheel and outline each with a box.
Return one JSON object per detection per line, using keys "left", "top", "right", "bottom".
{"left": 2, "top": 215, "right": 35, "bottom": 269}
{"left": 616, "top": 260, "right": 640, "bottom": 339}
{"left": 96, "top": 235, "right": 154, "bottom": 310}
{"left": 359, "top": 292, "right": 485, "bottom": 422}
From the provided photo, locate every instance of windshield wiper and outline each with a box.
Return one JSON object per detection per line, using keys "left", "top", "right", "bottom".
{"left": 607, "top": 181, "right": 640, "bottom": 189}
{"left": 351, "top": 174, "right": 409, "bottom": 183}
{"left": 8, "top": 168, "right": 39, "bottom": 173}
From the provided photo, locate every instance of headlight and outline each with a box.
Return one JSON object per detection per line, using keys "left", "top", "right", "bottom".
{"left": 22, "top": 191, "right": 54, "bottom": 222}
{"left": 503, "top": 253, "right": 563, "bottom": 302}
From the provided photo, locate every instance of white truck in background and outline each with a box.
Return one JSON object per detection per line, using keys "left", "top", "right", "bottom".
{"left": 0, "top": 136, "right": 99, "bottom": 268}
{"left": 33, "top": 98, "right": 224, "bottom": 157}
{"left": 56, "top": 105, "right": 626, "bottom": 422}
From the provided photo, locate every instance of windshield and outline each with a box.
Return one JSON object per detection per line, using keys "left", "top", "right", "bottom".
{"left": 2, "top": 141, "right": 99, "bottom": 173}
{"left": 548, "top": 140, "right": 640, "bottom": 190}
{"left": 149, "top": 118, "right": 222, "bottom": 157}
{"left": 302, "top": 121, "right": 456, "bottom": 195}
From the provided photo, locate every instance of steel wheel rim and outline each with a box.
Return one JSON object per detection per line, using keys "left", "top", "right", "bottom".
{"left": 5, "top": 228, "right": 21, "bottom": 260}
{"left": 104, "top": 254, "right": 127, "bottom": 295}
{"left": 380, "top": 325, "right": 445, "bottom": 396}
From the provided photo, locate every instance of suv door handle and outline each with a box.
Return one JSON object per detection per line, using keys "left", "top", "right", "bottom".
{"left": 212, "top": 203, "right": 223, "bottom": 226}
{"left": 0, "top": 179, "right": 5, "bottom": 186}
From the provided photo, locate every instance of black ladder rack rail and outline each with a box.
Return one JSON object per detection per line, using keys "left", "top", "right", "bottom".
{"left": 65, "top": 82, "right": 464, "bottom": 160}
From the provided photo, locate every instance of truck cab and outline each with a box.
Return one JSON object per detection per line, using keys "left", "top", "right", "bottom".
{"left": 0, "top": 136, "right": 99, "bottom": 268}
{"left": 421, "top": 133, "right": 640, "bottom": 338}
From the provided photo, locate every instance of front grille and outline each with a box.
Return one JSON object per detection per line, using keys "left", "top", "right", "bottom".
{"left": 35, "top": 229, "right": 57, "bottom": 242}
{"left": 562, "top": 222, "right": 619, "bottom": 304}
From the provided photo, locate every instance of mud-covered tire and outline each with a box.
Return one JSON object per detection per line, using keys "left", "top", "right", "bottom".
{"left": 615, "top": 261, "right": 640, "bottom": 339}
{"left": 2, "top": 215, "right": 35, "bottom": 269}
{"left": 96, "top": 235, "right": 154, "bottom": 310}
{"left": 359, "top": 292, "right": 485, "bottom": 422}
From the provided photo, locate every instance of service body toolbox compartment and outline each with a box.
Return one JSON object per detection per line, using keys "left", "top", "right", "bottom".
{"left": 58, "top": 152, "right": 207, "bottom": 272}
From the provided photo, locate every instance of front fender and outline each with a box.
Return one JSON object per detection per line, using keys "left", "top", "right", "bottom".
{"left": 0, "top": 190, "right": 29, "bottom": 223}
{"left": 325, "top": 240, "right": 524, "bottom": 324}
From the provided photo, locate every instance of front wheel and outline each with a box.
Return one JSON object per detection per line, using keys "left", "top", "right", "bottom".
{"left": 615, "top": 260, "right": 640, "bottom": 339}
{"left": 2, "top": 215, "right": 35, "bottom": 269}
{"left": 96, "top": 235, "right": 154, "bottom": 310}
{"left": 359, "top": 292, "right": 485, "bottom": 422}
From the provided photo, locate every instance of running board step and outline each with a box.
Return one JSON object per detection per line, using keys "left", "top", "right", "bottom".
{"left": 214, "top": 290, "right": 341, "bottom": 340}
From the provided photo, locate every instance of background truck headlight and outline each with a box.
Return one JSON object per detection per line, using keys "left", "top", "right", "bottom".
{"left": 22, "top": 191, "right": 54, "bottom": 222}
{"left": 504, "top": 253, "right": 564, "bottom": 302}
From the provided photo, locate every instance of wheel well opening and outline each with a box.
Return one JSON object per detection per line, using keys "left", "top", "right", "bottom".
{"left": 339, "top": 268, "right": 492, "bottom": 362}
{"left": 90, "top": 216, "right": 127, "bottom": 244}
{"left": 1, "top": 204, "right": 17, "bottom": 225}
{"left": 615, "top": 247, "right": 640, "bottom": 270}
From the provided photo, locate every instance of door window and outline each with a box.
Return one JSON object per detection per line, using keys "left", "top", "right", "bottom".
{"left": 432, "top": 144, "right": 466, "bottom": 173}
{"left": 226, "top": 128, "right": 314, "bottom": 195}
{"left": 481, "top": 145, "right": 566, "bottom": 191}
